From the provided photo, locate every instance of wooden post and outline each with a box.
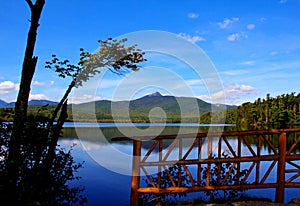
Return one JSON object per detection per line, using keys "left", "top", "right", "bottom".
{"left": 206, "top": 137, "right": 212, "bottom": 186}
{"left": 256, "top": 135, "right": 262, "bottom": 183}
{"left": 275, "top": 132, "right": 287, "bottom": 203}
{"left": 131, "top": 140, "right": 141, "bottom": 206}
{"left": 236, "top": 136, "right": 241, "bottom": 184}
{"left": 178, "top": 138, "right": 182, "bottom": 187}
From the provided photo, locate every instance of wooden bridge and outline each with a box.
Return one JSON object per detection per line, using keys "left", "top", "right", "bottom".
{"left": 112, "top": 128, "right": 300, "bottom": 206}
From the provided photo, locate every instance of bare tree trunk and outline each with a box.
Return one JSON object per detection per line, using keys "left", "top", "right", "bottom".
{"left": 48, "top": 80, "right": 75, "bottom": 129}
{"left": 7, "top": 0, "right": 45, "bottom": 203}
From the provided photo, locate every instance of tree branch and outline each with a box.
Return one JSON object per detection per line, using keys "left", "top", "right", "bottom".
{"left": 25, "top": 0, "right": 34, "bottom": 10}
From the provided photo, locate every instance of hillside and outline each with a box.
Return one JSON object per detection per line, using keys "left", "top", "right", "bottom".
{"left": 0, "top": 99, "right": 58, "bottom": 108}
{"left": 70, "top": 92, "right": 235, "bottom": 122}
{"left": 0, "top": 92, "right": 235, "bottom": 122}
{"left": 0, "top": 100, "right": 7, "bottom": 107}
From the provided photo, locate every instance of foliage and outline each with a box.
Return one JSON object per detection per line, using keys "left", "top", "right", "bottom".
{"left": 225, "top": 92, "right": 300, "bottom": 128}
{"left": 201, "top": 153, "right": 248, "bottom": 202}
{"left": 140, "top": 152, "right": 248, "bottom": 205}
{"left": 45, "top": 38, "right": 146, "bottom": 88}
{"left": 0, "top": 119, "right": 87, "bottom": 205}
{"left": 141, "top": 164, "right": 191, "bottom": 205}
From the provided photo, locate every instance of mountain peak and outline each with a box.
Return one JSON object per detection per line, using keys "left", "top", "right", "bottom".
{"left": 146, "top": 92, "right": 163, "bottom": 97}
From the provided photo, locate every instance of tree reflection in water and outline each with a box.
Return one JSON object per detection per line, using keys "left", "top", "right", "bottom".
{"left": 0, "top": 120, "right": 87, "bottom": 205}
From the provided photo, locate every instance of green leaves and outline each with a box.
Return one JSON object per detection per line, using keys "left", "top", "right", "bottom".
{"left": 46, "top": 38, "right": 146, "bottom": 88}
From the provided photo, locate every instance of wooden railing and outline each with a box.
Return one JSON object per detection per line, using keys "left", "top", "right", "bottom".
{"left": 112, "top": 128, "right": 300, "bottom": 206}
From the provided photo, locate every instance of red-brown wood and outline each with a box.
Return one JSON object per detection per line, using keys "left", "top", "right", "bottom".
{"left": 130, "top": 140, "right": 141, "bottom": 206}
{"left": 275, "top": 132, "right": 287, "bottom": 203}
{"left": 122, "top": 129, "right": 300, "bottom": 206}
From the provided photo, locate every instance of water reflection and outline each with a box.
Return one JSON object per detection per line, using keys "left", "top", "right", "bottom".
{"left": 61, "top": 125, "right": 300, "bottom": 204}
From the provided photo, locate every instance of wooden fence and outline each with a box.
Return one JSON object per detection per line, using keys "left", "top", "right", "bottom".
{"left": 112, "top": 128, "right": 300, "bottom": 206}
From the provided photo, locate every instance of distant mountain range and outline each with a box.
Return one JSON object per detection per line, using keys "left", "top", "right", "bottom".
{"left": 0, "top": 92, "right": 236, "bottom": 122}
{"left": 0, "top": 99, "right": 59, "bottom": 108}
{"left": 70, "top": 92, "right": 236, "bottom": 122}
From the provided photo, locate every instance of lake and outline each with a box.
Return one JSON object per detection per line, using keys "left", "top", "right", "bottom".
{"left": 60, "top": 123, "right": 300, "bottom": 205}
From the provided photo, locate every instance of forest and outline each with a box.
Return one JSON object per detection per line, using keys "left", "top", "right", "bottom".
{"left": 198, "top": 92, "right": 300, "bottom": 128}
{"left": 226, "top": 92, "right": 300, "bottom": 128}
{"left": 1, "top": 92, "right": 300, "bottom": 128}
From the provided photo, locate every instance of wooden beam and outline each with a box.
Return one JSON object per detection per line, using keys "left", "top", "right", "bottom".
{"left": 275, "top": 132, "right": 287, "bottom": 203}
{"left": 130, "top": 140, "right": 141, "bottom": 206}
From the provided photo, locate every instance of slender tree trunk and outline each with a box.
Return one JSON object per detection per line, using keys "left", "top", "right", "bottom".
{"left": 7, "top": 0, "right": 45, "bottom": 203}
{"left": 48, "top": 80, "right": 75, "bottom": 129}
{"left": 41, "top": 101, "right": 68, "bottom": 191}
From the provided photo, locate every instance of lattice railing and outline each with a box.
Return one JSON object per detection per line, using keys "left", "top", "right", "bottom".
{"left": 112, "top": 128, "right": 300, "bottom": 206}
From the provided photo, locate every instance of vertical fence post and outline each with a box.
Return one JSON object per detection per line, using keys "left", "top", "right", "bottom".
{"left": 131, "top": 140, "right": 141, "bottom": 206}
{"left": 275, "top": 132, "right": 286, "bottom": 203}
{"left": 206, "top": 137, "right": 212, "bottom": 186}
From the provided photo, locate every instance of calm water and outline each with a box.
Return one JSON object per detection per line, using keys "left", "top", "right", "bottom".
{"left": 60, "top": 123, "right": 300, "bottom": 205}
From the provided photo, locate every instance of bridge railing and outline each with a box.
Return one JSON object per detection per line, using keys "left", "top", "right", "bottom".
{"left": 112, "top": 128, "right": 300, "bottom": 206}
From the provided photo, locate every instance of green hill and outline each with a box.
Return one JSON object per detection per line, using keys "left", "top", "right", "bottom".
{"left": 0, "top": 92, "right": 235, "bottom": 122}
{"left": 70, "top": 92, "right": 235, "bottom": 122}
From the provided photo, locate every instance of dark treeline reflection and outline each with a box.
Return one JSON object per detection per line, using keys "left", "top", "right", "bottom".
{"left": 0, "top": 120, "right": 87, "bottom": 205}
{"left": 62, "top": 125, "right": 300, "bottom": 153}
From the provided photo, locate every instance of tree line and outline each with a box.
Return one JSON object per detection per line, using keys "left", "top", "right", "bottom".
{"left": 225, "top": 92, "right": 300, "bottom": 128}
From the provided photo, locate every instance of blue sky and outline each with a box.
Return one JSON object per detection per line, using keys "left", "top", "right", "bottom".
{"left": 0, "top": 0, "right": 300, "bottom": 105}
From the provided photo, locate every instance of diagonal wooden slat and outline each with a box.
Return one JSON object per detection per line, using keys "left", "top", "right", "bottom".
{"left": 141, "top": 140, "right": 158, "bottom": 162}
{"left": 182, "top": 165, "right": 195, "bottom": 187}
{"left": 286, "top": 173, "right": 300, "bottom": 183}
{"left": 241, "top": 136, "right": 256, "bottom": 157}
{"left": 288, "top": 136, "right": 300, "bottom": 155}
{"left": 141, "top": 166, "right": 157, "bottom": 188}
{"left": 287, "top": 161, "right": 300, "bottom": 170}
{"left": 260, "top": 160, "right": 277, "bottom": 184}
{"left": 162, "top": 165, "right": 176, "bottom": 187}
{"left": 182, "top": 138, "right": 199, "bottom": 160}
{"left": 262, "top": 135, "right": 278, "bottom": 154}
{"left": 163, "top": 138, "right": 178, "bottom": 161}
{"left": 241, "top": 162, "right": 256, "bottom": 184}
{"left": 222, "top": 136, "right": 237, "bottom": 158}
{"left": 221, "top": 162, "right": 237, "bottom": 185}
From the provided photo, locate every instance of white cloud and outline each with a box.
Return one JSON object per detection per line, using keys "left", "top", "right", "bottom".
{"left": 0, "top": 81, "right": 18, "bottom": 94}
{"left": 279, "top": 0, "right": 287, "bottom": 3}
{"left": 185, "top": 79, "right": 204, "bottom": 86}
{"left": 247, "top": 24, "right": 255, "bottom": 30}
{"left": 227, "top": 33, "right": 239, "bottom": 41}
{"left": 29, "top": 94, "right": 51, "bottom": 100}
{"left": 33, "top": 80, "right": 56, "bottom": 86}
{"left": 33, "top": 80, "right": 46, "bottom": 86}
{"left": 218, "top": 17, "right": 239, "bottom": 29}
{"left": 226, "top": 83, "right": 257, "bottom": 95}
{"left": 71, "top": 94, "right": 102, "bottom": 104}
{"left": 178, "top": 33, "right": 205, "bottom": 43}
{"left": 187, "top": 13, "right": 199, "bottom": 19}
{"left": 198, "top": 83, "right": 258, "bottom": 105}
{"left": 270, "top": 51, "right": 278, "bottom": 56}
{"left": 227, "top": 32, "right": 248, "bottom": 41}
{"left": 240, "top": 61, "right": 255, "bottom": 65}
{"left": 222, "top": 69, "right": 249, "bottom": 76}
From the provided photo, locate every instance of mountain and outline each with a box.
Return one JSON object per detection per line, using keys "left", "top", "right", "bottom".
{"left": 0, "top": 99, "right": 7, "bottom": 107}
{"left": 0, "top": 99, "right": 58, "bottom": 108}
{"left": 0, "top": 93, "right": 236, "bottom": 122}
{"left": 28, "top": 100, "right": 58, "bottom": 106}
{"left": 70, "top": 92, "right": 236, "bottom": 122}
